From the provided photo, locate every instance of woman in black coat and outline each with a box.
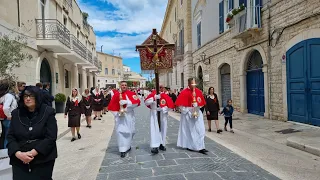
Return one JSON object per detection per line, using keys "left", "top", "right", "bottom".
{"left": 65, "top": 88, "right": 84, "bottom": 142}
{"left": 102, "top": 89, "right": 111, "bottom": 114}
{"left": 205, "top": 87, "right": 222, "bottom": 133}
{"left": 91, "top": 86, "right": 103, "bottom": 120}
{"left": 82, "top": 89, "right": 93, "bottom": 128}
{"left": 7, "top": 86, "right": 57, "bottom": 180}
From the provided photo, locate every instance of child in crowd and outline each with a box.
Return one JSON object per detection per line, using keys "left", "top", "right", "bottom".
{"left": 220, "top": 99, "right": 234, "bottom": 133}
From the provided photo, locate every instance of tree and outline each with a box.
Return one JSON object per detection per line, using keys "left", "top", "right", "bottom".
{"left": 0, "top": 34, "right": 32, "bottom": 80}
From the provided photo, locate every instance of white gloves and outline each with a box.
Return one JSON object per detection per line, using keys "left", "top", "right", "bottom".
{"left": 154, "top": 94, "right": 161, "bottom": 100}
{"left": 192, "top": 103, "right": 198, "bottom": 107}
{"left": 120, "top": 100, "right": 128, "bottom": 105}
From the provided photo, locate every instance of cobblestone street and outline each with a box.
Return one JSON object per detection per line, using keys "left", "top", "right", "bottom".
{"left": 96, "top": 105, "right": 279, "bottom": 180}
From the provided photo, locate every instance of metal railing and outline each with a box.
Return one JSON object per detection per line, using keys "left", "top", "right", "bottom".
{"left": 36, "top": 19, "right": 71, "bottom": 48}
{"left": 94, "top": 56, "right": 99, "bottom": 67}
{"left": 87, "top": 51, "right": 93, "bottom": 63}
{"left": 232, "top": 6, "right": 261, "bottom": 35}
{"left": 63, "top": 0, "right": 72, "bottom": 9}
{"left": 70, "top": 34, "right": 87, "bottom": 60}
{"left": 174, "top": 46, "right": 183, "bottom": 57}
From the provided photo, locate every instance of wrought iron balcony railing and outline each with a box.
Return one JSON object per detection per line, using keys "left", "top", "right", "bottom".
{"left": 36, "top": 19, "right": 71, "bottom": 48}
{"left": 232, "top": 6, "right": 262, "bottom": 37}
{"left": 94, "top": 56, "right": 99, "bottom": 68}
{"left": 98, "top": 61, "right": 102, "bottom": 71}
{"left": 87, "top": 51, "right": 93, "bottom": 63}
{"left": 63, "top": 0, "right": 72, "bottom": 9}
{"left": 70, "top": 34, "right": 87, "bottom": 60}
{"left": 174, "top": 46, "right": 183, "bottom": 58}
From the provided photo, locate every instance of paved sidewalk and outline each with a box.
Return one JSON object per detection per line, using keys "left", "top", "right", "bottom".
{"left": 53, "top": 113, "right": 115, "bottom": 180}
{"left": 96, "top": 106, "right": 278, "bottom": 180}
{"left": 170, "top": 111, "right": 320, "bottom": 180}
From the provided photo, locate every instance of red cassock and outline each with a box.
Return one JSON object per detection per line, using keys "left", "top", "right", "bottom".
{"left": 108, "top": 90, "right": 141, "bottom": 111}
{"left": 175, "top": 88, "right": 206, "bottom": 107}
{"left": 145, "top": 90, "right": 175, "bottom": 109}
{"left": 112, "top": 89, "right": 119, "bottom": 95}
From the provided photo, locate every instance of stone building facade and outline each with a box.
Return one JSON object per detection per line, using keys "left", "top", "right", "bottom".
{"left": 190, "top": 0, "right": 320, "bottom": 126}
{"left": 97, "top": 52, "right": 123, "bottom": 89}
{"left": 0, "top": 0, "right": 101, "bottom": 99}
{"left": 159, "top": 0, "right": 193, "bottom": 91}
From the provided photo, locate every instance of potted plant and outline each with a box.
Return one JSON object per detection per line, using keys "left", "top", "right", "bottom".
{"left": 55, "top": 93, "right": 66, "bottom": 113}
{"left": 226, "top": 13, "right": 233, "bottom": 23}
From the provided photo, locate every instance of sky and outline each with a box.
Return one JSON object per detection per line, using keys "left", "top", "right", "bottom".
{"left": 77, "top": 0, "right": 167, "bottom": 79}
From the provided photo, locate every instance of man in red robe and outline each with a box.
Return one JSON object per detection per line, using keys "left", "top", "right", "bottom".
{"left": 108, "top": 81, "right": 141, "bottom": 158}
{"left": 145, "top": 90, "right": 174, "bottom": 154}
{"left": 175, "top": 78, "right": 208, "bottom": 154}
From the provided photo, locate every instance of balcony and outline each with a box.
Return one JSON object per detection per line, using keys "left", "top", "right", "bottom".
{"left": 87, "top": 51, "right": 93, "bottom": 64}
{"left": 58, "top": 34, "right": 89, "bottom": 63}
{"left": 94, "top": 57, "right": 99, "bottom": 68}
{"left": 174, "top": 46, "right": 184, "bottom": 62}
{"left": 36, "top": 19, "right": 71, "bottom": 53}
{"left": 98, "top": 61, "right": 102, "bottom": 71}
{"left": 231, "top": 6, "right": 262, "bottom": 40}
{"left": 63, "top": 0, "right": 72, "bottom": 13}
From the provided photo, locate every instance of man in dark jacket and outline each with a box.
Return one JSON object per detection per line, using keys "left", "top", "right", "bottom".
{"left": 42, "top": 83, "right": 54, "bottom": 107}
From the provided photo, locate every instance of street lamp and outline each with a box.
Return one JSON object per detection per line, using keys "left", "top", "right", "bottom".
{"left": 200, "top": 52, "right": 210, "bottom": 65}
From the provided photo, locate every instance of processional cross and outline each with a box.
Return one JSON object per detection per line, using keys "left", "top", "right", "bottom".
{"left": 136, "top": 29, "right": 175, "bottom": 130}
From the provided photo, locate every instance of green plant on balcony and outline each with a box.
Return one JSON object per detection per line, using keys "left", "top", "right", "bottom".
{"left": 226, "top": 13, "right": 233, "bottom": 23}
{"left": 82, "top": 12, "right": 89, "bottom": 23}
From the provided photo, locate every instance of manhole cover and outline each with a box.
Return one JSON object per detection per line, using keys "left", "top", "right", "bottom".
{"left": 275, "top": 128, "right": 301, "bottom": 134}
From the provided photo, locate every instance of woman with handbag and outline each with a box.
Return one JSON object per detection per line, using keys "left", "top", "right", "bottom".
{"left": 82, "top": 88, "right": 93, "bottom": 128}
{"left": 7, "top": 86, "right": 57, "bottom": 179}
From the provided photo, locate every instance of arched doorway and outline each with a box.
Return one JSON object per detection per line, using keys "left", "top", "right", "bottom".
{"left": 287, "top": 38, "right": 320, "bottom": 126}
{"left": 197, "top": 66, "right": 203, "bottom": 91}
{"left": 220, "top": 64, "right": 231, "bottom": 107}
{"left": 40, "top": 59, "right": 52, "bottom": 94}
{"left": 246, "top": 50, "right": 265, "bottom": 116}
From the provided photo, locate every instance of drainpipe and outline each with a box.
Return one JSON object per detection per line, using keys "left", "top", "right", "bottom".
{"left": 267, "top": 0, "right": 272, "bottom": 119}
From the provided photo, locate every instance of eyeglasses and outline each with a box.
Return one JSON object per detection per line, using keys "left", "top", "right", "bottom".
{"left": 23, "top": 94, "right": 35, "bottom": 99}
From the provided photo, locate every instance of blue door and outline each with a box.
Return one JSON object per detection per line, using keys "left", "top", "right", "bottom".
{"left": 246, "top": 50, "right": 265, "bottom": 116}
{"left": 247, "top": 70, "right": 265, "bottom": 116}
{"left": 287, "top": 38, "right": 320, "bottom": 126}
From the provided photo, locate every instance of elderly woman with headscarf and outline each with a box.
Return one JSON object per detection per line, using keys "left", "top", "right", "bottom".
{"left": 64, "top": 88, "right": 84, "bottom": 142}
{"left": 6, "top": 86, "right": 58, "bottom": 179}
{"left": 82, "top": 88, "right": 93, "bottom": 128}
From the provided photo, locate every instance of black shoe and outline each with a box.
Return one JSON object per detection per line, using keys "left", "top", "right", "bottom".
{"left": 186, "top": 148, "right": 194, "bottom": 152}
{"left": 199, "top": 149, "right": 207, "bottom": 155}
{"left": 159, "top": 144, "right": 166, "bottom": 151}
{"left": 77, "top": 133, "right": 81, "bottom": 139}
{"left": 208, "top": 129, "right": 211, "bottom": 132}
{"left": 86, "top": 125, "right": 89, "bottom": 128}
{"left": 202, "top": 149, "right": 209, "bottom": 152}
{"left": 224, "top": 127, "right": 228, "bottom": 131}
{"left": 88, "top": 125, "right": 92, "bottom": 129}
{"left": 217, "top": 129, "right": 222, "bottom": 134}
{"left": 100, "top": 115, "right": 103, "bottom": 117}
{"left": 120, "top": 152, "right": 126, "bottom": 158}
{"left": 127, "top": 147, "right": 131, "bottom": 152}
{"left": 71, "top": 137, "right": 76, "bottom": 142}
{"left": 98, "top": 118, "right": 101, "bottom": 120}
{"left": 93, "top": 116, "right": 97, "bottom": 120}
{"left": 151, "top": 148, "right": 159, "bottom": 154}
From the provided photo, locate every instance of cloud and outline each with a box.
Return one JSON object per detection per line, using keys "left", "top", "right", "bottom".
{"left": 77, "top": 0, "right": 167, "bottom": 59}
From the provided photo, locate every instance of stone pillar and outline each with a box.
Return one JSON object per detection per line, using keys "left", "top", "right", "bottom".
{"left": 240, "top": 72, "right": 247, "bottom": 113}
{"left": 89, "top": 72, "right": 93, "bottom": 88}
{"left": 72, "top": 64, "right": 79, "bottom": 89}
{"left": 263, "top": 66, "right": 269, "bottom": 118}
{"left": 82, "top": 69, "right": 87, "bottom": 90}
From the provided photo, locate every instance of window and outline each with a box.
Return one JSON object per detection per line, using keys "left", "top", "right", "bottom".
{"left": 105, "top": 68, "right": 108, "bottom": 75}
{"left": 63, "top": 16, "right": 67, "bottom": 26}
{"left": 40, "top": 0, "right": 45, "bottom": 20}
{"left": 17, "top": 0, "right": 20, "bottom": 26}
{"left": 112, "top": 58, "right": 114, "bottom": 63}
{"left": 65, "top": 69, "right": 69, "bottom": 88}
{"left": 179, "top": 28, "right": 184, "bottom": 53}
{"left": 175, "top": 8, "right": 177, "bottom": 22}
{"left": 219, "top": 1, "right": 224, "bottom": 34}
{"left": 112, "top": 69, "right": 115, "bottom": 75}
{"left": 239, "top": 0, "right": 247, "bottom": 7}
{"left": 228, "top": 0, "right": 234, "bottom": 12}
{"left": 87, "top": 76, "right": 89, "bottom": 88}
{"left": 197, "top": 22, "right": 201, "bottom": 48}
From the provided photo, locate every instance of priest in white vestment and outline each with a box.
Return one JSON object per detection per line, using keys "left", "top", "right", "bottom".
{"left": 175, "top": 78, "right": 208, "bottom": 154}
{"left": 108, "top": 81, "right": 141, "bottom": 158}
{"left": 145, "top": 90, "right": 174, "bottom": 154}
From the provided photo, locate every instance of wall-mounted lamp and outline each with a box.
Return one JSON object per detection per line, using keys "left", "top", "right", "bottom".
{"left": 200, "top": 52, "right": 210, "bottom": 65}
